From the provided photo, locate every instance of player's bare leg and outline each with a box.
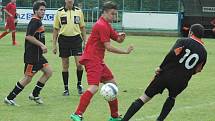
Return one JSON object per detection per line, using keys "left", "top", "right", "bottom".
{"left": 74, "top": 56, "right": 84, "bottom": 95}
{"left": 29, "top": 65, "right": 52, "bottom": 104}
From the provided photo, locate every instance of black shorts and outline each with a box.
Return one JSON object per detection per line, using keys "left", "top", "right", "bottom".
{"left": 145, "top": 74, "right": 189, "bottom": 98}
{"left": 24, "top": 58, "right": 48, "bottom": 76}
{"left": 58, "top": 34, "right": 83, "bottom": 58}
{"left": 59, "top": 47, "right": 82, "bottom": 57}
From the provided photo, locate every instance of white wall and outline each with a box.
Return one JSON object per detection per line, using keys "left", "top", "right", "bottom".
{"left": 17, "top": 9, "right": 56, "bottom": 25}
{"left": 122, "top": 12, "right": 179, "bottom": 30}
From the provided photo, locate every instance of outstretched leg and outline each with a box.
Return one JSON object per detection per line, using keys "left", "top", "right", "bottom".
{"left": 156, "top": 97, "right": 175, "bottom": 121}
{"left": 121, "top": 93, "right": 151, "bottom": 121}
{"left": 71, "top": 85, "right": 98, "bottom": 121}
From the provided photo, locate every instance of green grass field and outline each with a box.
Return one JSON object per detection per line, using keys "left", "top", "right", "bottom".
{"left": 0, "top": 32, "right": 215, "bottom": 121}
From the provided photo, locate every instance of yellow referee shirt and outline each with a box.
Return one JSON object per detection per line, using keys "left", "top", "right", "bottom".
{"left": 53, "top": 6, "right": 85, "bottom": 36}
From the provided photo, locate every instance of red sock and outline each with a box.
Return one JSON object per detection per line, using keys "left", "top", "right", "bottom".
{"left": 0, "top": 31, "right": 9, "bottom": 39}
{"left": 75, "top": 90, "right": 93, "bottom": 115}
{"left": 12, "top": 32, "right": 16, "bottom": 42}
{"left": 108, "top": 98, "right": 119, "bottom": 118}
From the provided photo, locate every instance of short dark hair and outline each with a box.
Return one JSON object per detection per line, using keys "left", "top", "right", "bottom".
{"left": 33, "top": 0, "right": 46, "bottom": 14}
{"left": 190, "top": 24, "right": 204, "bottom": 38}
{"left": 102, "top": 1, "right": 117, "bottom": 13}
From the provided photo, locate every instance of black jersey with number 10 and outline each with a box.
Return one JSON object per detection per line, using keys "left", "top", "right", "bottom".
{"left": 159, "top": 36, "right": 207, "bottom": 80}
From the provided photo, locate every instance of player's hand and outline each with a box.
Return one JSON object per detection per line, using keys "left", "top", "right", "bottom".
{"left": 155, "top": 67, "right": 162, "bottom": 75}
{"left": 126, "top": 45, "right": 134, "bottom": 54}
{"left": 117, "top": 32, "right": 126, "bottom": 43}
{"left": 41, "top": 45, "right": 48, "bottom": 54}
{"left": 52, "top": 45, "right": 58, "bottom": 54}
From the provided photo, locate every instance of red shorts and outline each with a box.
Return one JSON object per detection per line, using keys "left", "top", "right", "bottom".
{"left": 83, "top": 60, "right": 114, "bottom": 85}
{"left": 5, "top": 18, "right": 16, "bottom": 31}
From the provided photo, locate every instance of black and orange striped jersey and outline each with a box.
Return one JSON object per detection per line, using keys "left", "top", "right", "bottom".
{"left": 24, "top": 16, "right": 46, "bottom": 64}
{"left": 159, "top": 35, "right": 207, "bottom": 80}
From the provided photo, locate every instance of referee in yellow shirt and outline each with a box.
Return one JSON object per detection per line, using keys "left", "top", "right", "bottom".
{"left": 52, "top": 0, "right": 86, "bottom": 96}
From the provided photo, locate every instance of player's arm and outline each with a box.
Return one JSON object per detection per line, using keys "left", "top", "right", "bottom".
{"left": 80, "top": 27, "right": 87, "bottom": 48}
{"left": 79, "top": 10, "right": 87, "bottom": 47}
{"left": 25, "top": 36, "right": 47, "bottom": 53}
{"left": 104, "top": 42, "right": 133, "bottom": 54}
{"left": 159, "top": 39, "right": 184, "bottom": 70}
{"left": 3, "top": 8, "right": 13, "bottom": 17}
{"left": 52, "top": 11, "right": 60, "bottom": 54}
{"left": 26, "top": 21, "right": 47, "bottom": 53}
{"left": 110, "top": 27, "right": 125, "bottom": 43}
{"left": 159, "top": 51, "right": 175, "bottom": 70}
{"left": 52, "top": 28, "right": 59, "bottom": 54}
{"left": 194, "top": 55, "right": 207, "bottom": 74}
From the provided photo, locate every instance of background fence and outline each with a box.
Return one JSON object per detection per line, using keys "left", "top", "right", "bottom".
{"left": 2, "top": 0, "right": 181, "bottom": 11}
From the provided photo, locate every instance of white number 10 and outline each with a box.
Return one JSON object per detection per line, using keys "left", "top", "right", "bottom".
{"left": 179, "top": 49, "right": 199, "bottom": 69}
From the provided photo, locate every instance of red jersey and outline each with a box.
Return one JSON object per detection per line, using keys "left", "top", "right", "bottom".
{"left": 80, "top": 16, "right": 118, "bottom": 63}
{"left": 5, "top": 2, "right": 16, "bottom": 18}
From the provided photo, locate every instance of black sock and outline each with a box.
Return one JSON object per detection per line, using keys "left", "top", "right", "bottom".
{"left": 157, "top": 97, "right": 175, "bottom": 121}
{"left": 62, "top": 72, "right": 69, "bottom": 90}
{"left": 122, "top": 98, "right": 144, "bottom": 121}
{"left": 76, "top": 69, "right": 83, "bottom": 86}
{"left": 32, "top": 81, "right": 45, "bottom": 97}
{"left": 7, "top": 82, "right": 24, "bottom": 100}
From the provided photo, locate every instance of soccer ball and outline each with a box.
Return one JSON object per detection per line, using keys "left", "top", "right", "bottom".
{"left": 100, "top": 83, "right": 118, "bottom": 101}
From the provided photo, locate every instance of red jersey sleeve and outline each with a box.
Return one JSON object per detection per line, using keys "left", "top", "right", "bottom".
{"left": 98, "top": 26, "right": 111, "bottom": 43}
{"left": 110, "top": 27, "right": 118, "bottom": 41}
{"left": 5, "top": 3, "right": 10, "bottom": 11}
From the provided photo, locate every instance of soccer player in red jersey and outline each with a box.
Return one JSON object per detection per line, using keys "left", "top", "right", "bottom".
{"left": 70, "top": 1, "right": 134, "bottom": 121}
{"left": 0, "top": 0, "right": 17, "bottom": 45}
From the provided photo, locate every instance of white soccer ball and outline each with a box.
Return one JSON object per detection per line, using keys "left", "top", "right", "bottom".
{"left": 100, "top": 83, "right": 118, "bottom": 101}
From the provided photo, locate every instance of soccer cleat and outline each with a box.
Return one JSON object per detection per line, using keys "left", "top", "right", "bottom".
{"left": 4, "top": 97, "right": 19, "bottom": 106}
{"left": 108, "top": 116, "right": 123, "bottom": 121}
{"left": 70, "top": 113, "right": 83, "bottom": 121}
{"left": 77, "top": 85, "right": 84, "bottom": 95}
{"left": 63, "top": 90, "right": 70, "bottom": 96}
{"left": 29, "top": 93, "right": 43, "bottom": 104}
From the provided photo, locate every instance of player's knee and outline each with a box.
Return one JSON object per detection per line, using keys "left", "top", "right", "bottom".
{"left": 77, "top": 64, "right": 83, "bottom": 70}
{"left": 21, "top": 75, "right": 33, "bottom": 85}
{"left": 140, "top": 93, "right": 151, "bottom": 103}
{"left": 45, "top": 69, "right": 53, "bottom": 78}
{"left": 62, "top": 59, "right": 69, "bottom": 70}
{"left": 62, "top": 64, "right": 69, "bottom": 71}
{"left": 88, "top": 85, "right": 99, "bottom": 94}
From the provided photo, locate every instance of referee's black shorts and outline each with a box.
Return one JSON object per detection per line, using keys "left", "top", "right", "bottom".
{"left": 58, "top": 34, "right": 83, "bottom": 58}
{"left": 145, "top": 74, "right": 189, "bottom": 98}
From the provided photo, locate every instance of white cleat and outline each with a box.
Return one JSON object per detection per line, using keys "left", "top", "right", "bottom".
{"left": 4, "top": 97, "right": 20, "bottom": 106}
{"left": 29, "top": 93, "right": 43, "bottom": 104}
